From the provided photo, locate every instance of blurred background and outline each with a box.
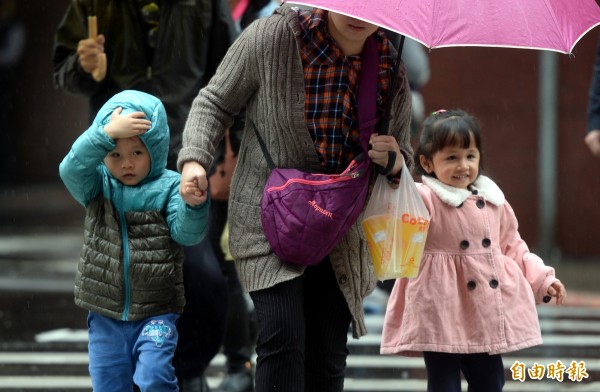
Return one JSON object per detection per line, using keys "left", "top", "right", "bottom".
{"left": 1, "top": 1, "right": 599, "bottom": 390}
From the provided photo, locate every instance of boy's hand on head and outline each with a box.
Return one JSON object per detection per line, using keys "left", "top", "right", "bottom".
{"left": 77, "top": 35, "right": 105, "bottom": 74}
{"left": 180, "top": 161, "right": 208, "bottom": 207}
{"left": 547, "top": 280, "right": 567, "bottom": 305}
{"left": 368, "top": 134, "right": 403, "bottom": 176}
{"left": 103, "top": 107, "right": 151, "bottom": 140}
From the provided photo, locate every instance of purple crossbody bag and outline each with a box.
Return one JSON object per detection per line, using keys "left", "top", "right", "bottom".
{"left": 253, "top": 35, "right": 379, "bottom": 266}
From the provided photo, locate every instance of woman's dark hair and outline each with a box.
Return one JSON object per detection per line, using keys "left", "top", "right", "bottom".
{"left": 413, "top": 109, "right": 484, "bottom": 177}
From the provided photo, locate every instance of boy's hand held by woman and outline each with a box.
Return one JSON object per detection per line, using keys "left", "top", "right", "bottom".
{"left": 180, "top": 161, "right": 208, "bottom": 206}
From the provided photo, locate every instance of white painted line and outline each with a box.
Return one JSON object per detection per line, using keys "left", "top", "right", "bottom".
{"left": 0, "top": 353, "right": 88, "bottom": 364}
{"left": 0, "top": 376, "right": 91, "bottom": 388}
{"left": 365, "top": 317, "right": 600, "bottom": 334}
{"left": 539, "top": 319, "right": 600, "bottom": 333}
{"left": 350, "top": 334, "right": 600, "bottom": 347}
{"left": 347, "top": 355, "right": 600, "bottom": 370}
{"left": 0, "top": 277, "right": 74, "bottom": 292}
{"left": 0, "top": 376, "right": 595, "bottom": 391}
{"left": 342, "top": 378, "right": 600, "bottom": 391}
{"left": 0, "top": 234, "right": 82, "bottom": 253}
{"left": 35, "top": 328, "right": 88, "bottom": 343}
{"left": 538, "top": 307, "right": 600, "bottom": 318}
{"left": 0, "top": 376, "right": 223, "bottom": 389}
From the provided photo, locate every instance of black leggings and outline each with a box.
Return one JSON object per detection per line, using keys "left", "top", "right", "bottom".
{"left": 173, "top": 239, "right": 228, "bottom": 380}
{"left": 423, "top": 351, "right": 505, "bottom": 392}
{"left": 249, "top": 259, "right": 351, "bottom": 392}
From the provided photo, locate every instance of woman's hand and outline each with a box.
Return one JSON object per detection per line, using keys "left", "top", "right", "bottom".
{"left": 103, "top": 107, "right": 151, "bottom": 139}
{"left": 368, "top": 134, "right": 403, "bottom": 176}
{"left": 180, "top": 161, "right": 208, "bottom": 207}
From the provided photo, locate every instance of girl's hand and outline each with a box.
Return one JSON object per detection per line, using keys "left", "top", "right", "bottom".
{"left": 103, "top": 107, "right": 151, "bottom": 139}
{"left": 180, "top": 161, "right": 208, "bottom": 207}
{"left": 368, "top": 134, "right": 403, "bottom": 176}
{"left": 546, "top": 280, "right": 567, "bottom": 305}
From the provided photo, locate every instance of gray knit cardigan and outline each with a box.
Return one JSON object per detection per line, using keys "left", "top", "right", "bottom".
{"left": 178, "top": 6, "right": 413, "bottom": 338}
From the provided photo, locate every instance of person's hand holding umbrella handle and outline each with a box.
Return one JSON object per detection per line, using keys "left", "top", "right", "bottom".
{"left": 76, "top": 16, "right": 107, "bottom": 82}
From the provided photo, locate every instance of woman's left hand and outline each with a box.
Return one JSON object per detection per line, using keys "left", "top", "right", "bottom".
{"left": 368, "top": 134, "right": 402, "bottom": 176}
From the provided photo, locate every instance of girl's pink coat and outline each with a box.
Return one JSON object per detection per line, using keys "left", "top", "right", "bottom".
{"left": 380, "top": 176, "right": 558, "bottom": 356}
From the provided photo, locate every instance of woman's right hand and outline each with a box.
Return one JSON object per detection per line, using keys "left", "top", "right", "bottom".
{"left": 180, "top": 161, "right": 208, "bottom": 207}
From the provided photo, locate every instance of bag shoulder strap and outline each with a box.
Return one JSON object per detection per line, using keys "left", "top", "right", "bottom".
{"left": 253, "top": 122, "right": 276, "bottom": 170}
{"left": 253, "top": 33, "right": 380, "bottom": 170}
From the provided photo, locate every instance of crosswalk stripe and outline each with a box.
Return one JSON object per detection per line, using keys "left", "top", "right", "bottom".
{"left": 0, "top": 376, "right": 596, "bottom": 391}
{"left": 2, "top": 308, "right": 600, "bottom": 391}
{"left": 349, "top": 333, "right": 600, "bottom": 347}
{"left": 0, "top": 376, "right": 91, "bottom": 388}
{"left": 3, "top": 351, "right": 600, "bottom": 371}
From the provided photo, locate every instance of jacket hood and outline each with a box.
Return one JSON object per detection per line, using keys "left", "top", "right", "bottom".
{"left": 94, "top": 90, "right": 169, "bottom": 181}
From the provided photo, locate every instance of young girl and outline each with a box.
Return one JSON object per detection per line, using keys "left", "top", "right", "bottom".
{"left": 380, "top": 109, "right": 567, "bottom": 392}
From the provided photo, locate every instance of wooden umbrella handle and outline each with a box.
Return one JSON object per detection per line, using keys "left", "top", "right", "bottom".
{"left": 88, "top": 16, "right": 98, "bottom": 38}
{"left": 86, "top": 16, "right": 106, "bottom": 82}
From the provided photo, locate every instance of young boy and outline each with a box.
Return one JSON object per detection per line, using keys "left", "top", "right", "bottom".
{"left": 59, "top": 90, "right": 209, "bottom": 391}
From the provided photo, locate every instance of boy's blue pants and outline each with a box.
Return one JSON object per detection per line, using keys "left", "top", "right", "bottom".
{"left": 87, "top": 311, "right": 179, "bottom": 392}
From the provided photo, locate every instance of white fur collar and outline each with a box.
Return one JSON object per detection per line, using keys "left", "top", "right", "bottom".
{"left": 421, "top": 175, "right": 505, "bottom": 207}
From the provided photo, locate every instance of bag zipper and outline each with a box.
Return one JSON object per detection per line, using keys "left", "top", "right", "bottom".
{"left": 266, "top": 159, "right": 364, "bottom": 192}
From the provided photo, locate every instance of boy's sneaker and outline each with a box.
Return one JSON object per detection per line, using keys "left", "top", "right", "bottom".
{"left": 214, "top": 370, "right": 253, "bottom": 392}
{"left": 180, "top": 374, "right": 211, "bottom": 392}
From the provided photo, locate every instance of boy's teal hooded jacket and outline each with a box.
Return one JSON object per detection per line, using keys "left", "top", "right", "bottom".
{"left": 59, "top": 90, "right": 208, "bottom": 321}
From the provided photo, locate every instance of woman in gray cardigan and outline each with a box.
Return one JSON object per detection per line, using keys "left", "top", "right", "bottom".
{"left": 178, "top": 5, "right": 413, "bottom": 392}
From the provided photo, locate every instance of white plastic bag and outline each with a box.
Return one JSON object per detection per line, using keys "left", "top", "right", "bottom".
{"left": 361, "top": 157, "right": 430, "bottom": 280}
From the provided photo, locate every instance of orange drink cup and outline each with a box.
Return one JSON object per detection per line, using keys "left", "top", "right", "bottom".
{"left": 393, "top": 218, "right": 428, "bottom": 278}
{"left": 362, "top": 213, "right": 429, "bottom": 280}
{"left": 361, "top": 214, "right": 390, "bottom": 278}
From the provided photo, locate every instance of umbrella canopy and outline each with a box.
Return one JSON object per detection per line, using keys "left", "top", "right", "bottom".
{"left": 285, "top": 0, "right": 600, "bottom": 54}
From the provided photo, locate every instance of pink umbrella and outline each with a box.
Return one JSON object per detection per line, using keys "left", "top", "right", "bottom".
{"left": 285, "top": 0, "right": 600, "bottom": 54}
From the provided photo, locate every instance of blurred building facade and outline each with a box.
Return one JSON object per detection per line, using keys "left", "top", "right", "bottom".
{"left": 5, "top": 0, "right": 600, "bottom": 259}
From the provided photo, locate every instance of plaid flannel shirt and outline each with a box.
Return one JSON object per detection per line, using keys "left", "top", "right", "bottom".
{"left": 298, "top": 9, "right": 394, "bottom": 174}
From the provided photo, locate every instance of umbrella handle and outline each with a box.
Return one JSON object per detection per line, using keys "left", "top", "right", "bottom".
{"left": 87, "top": 16, "right": 107, "bottom": 82}
{"left": 378, "top": 33, "right": 405, "bottom": 134}
{"left": 376, "top": 33, "right": 403, "bottom": 175}
{"left": 87, "top": 16, "right": 97, "bottom": 39}
{"left": 377, "top": 151, "right": 396, "bottom": 175}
